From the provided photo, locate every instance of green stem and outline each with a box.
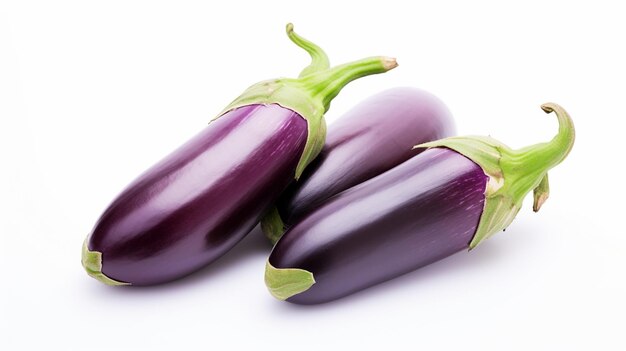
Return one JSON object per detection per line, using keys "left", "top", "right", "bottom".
{"left": 286, "top": 23, "right": 330, "bottom": 78}
{"left": 502, "top": 103, "right": 576, "bottom": 209}
{"left": 297, "top": 56, "right": 398, "bottom": 112}
{"left": 508, "top": 103, "right": 575, "bottom": 173}
{"left": 217, "top": 23, "right": 397, "bottom": 180}
{"left": 414, "top": 103, "right": 575, "bottom": 249}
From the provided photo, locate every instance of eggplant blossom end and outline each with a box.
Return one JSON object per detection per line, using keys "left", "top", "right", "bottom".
{"left": 415, "top": 102, "right": 575, "bottom": 249}
{"left": 81, "top": 239, "right": 130, "bottom": 286}
{"left": 265, "top": 261, "right": 315, "bottom": 301}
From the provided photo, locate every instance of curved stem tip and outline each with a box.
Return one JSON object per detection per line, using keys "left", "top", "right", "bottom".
{"left": 286, "top": 23, "right": 331, "bottom": 78}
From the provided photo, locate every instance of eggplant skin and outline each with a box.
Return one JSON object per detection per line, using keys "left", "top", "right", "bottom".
{"left": 269, "top": 148, "right": 488, "bottom": 304}
{"left": 87, "top": 104, "right": 307, "bottom": 285}
{"left": 276, "top": 87, "right": 455, "bottom": 230}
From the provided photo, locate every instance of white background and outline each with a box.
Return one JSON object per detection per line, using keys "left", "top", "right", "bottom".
{"left": 1, "top": 1, "right": 624, "bottom": 350}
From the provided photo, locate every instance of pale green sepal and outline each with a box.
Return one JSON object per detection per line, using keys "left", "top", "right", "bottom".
{"left": 210, "top": 24, "right": 396, "bottom": 179}
{"left": 214, "top": 79, "right": 327, "bottom": 179}
{"left": 265, "top": 261, "right": 315, "bottom": 300}
{"left": 414, "top": 103, "right": 575, "bottom": 249}
{"left": 261, "top": 206, "right": 286, "bottom": 245}
{"left": 533, "top": 174, "right": 550, "bottom": 212}
{"left": 415, "top": 135, "right": 508, "bottom": 184}
{"left": 469, "top": 192, "right": 520, "bottom": 249}
{"left": 81, "top": 239, "right": 130, "bottom": 286}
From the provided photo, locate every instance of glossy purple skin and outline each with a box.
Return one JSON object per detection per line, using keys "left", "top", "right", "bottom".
{"left": 270, "top": 148, "right": 489, "bottom": 304}
{"left": 88, "top": 104, "right": 307, "bottom": 285}
{"left": 276, "top": 87, "right": 455, "bottom": 229}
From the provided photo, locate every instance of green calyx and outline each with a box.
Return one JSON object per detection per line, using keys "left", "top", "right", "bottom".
{"left": 265, "top": 260, "right": 315, "bottom": 300}
{"left": 260, "top": 206, "right": 286, "bottom": 245}
{"left": 215, "top": 23, "right": 397, "bottom": 179}
{"left": 415, "top": 103, "right": 575, "bottom": 249}
{"left": 81, "top": 239, "right": 130, "bottom": 286}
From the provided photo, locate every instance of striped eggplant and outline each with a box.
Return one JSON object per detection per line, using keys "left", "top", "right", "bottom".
{"left": 261, "top": 87, "right": 455, "bottom": 243}
{"left": 265, "top": 103, "right": 575, "bottom": 304}
{"left": 81, "top": 24, "right": 397, "bottom": 286}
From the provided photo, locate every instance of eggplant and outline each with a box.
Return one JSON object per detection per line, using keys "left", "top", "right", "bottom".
{"left": 261, "top": 87, "right": 456, "bottom": 243}
{"left": 265, "top": 103, "right": 575, "bottom": 304}
{"left": 81, "top": 24, "right": 397, "bottom": 286}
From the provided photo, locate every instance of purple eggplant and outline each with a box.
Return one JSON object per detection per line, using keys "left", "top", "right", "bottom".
{"left": 81, "top": 24, "right": 397, "bottom": 286}
{"left": 261, "top": 87, "right": 456, "bottom": 243}
{"left": 265, "top": 103, "right": 575, "bottom": 304}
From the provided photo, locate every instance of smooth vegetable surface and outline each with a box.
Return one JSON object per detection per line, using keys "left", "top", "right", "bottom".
{"left": 267, "top": 148, "right": 486, "bottom": 303}
{"left": 84, "top": 105, "right": 306, "bottom": 285}
{"left": 262, "top": 87, "right": 455, "bottom": 243}
{"left": 82, "top": 24, "right": 397, "bottom": 285}
{"left": 266, "top": 103, "right": 575, "bottom": 304}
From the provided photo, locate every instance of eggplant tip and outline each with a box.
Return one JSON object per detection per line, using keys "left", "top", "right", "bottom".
{"left": 382, "top": 57, "right": 398, "bottom": 70}
{"left": 264, "top": 261, "right": 315, "bottom": 300}
{"left": 541, "top": 102, "right": 556, "bottom": 113}
{"left": 81, "top": 239, "right": 130, "bottom": 286}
